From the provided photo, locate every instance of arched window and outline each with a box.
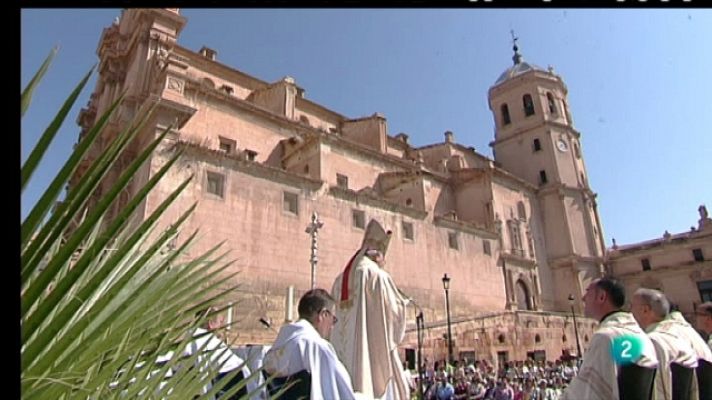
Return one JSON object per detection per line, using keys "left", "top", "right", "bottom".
{"left": 574, "top": 142, "right": 581, "bottom": 159}
{"left": 517, "top": 201, "right": 527, "bottom": 221}
{"left": 516, "top": 280, "right": 533, "bottom": 310}
{"left": 501, "top": 104, "right": 511, "bottom": 125}
{"left": 523, "top": 94, "right": 535, "bottom": 116}
{"left": 563, "top": 100, "right": 573, "bottom": 123}
{"left": 546, "top": 92, "right": 557, "bottom": 115}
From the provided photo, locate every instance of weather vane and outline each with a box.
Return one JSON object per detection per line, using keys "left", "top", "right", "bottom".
{"left": 510, "top": 29, "right": 522, "bottom": 65}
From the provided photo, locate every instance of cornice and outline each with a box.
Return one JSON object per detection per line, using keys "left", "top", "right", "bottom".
{"left": 548, "top": 254, "right": 604, "bottom": 270}
{"left": 173, "top": 141, "right": 324, "bottom": 191}
{"left": 328, "top": 186, "right": 428, "bottom": 220}
{"left": 489, "top": 120, "right": 582, "bottom": 148}
{"left": 433, "top": 216, "right": 498, "bottom": 239}
{"left": 500, "top": 252, "right": 538, "bottom": 268}
{"left": 608, "top": 230, "right": 712, "bottom": 260}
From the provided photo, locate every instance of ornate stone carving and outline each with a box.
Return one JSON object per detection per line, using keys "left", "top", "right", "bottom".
{"left": 166, "top": 76, "right": 184, "bottom": 93}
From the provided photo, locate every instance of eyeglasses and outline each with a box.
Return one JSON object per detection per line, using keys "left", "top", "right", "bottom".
{"left": 321, "top": 309, "right": 338, "bottom": 325}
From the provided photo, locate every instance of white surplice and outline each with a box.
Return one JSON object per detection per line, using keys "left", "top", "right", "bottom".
{"left": 184, "top": 327, "right": 252, "bottom": 399}
{"left": 666, "top": 311, "right": 712, "bottom": 400}
{"left": 263, "top": 319, "right": 358, "bottom": 400}
{"left": 331, "top": 249, "right": 410, "bottom": 400}
{"left": 562, "top": 311, "right": 658, "bottom": 400}
{"left": 646, "top": 319, "right": 698, "bottom": 400}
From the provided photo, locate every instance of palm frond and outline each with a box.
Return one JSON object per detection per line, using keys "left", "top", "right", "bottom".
{"left": 21, "top": 49, "right": 258, "bottom": 400}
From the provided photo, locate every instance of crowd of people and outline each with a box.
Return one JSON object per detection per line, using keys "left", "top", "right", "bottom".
{"left": 145, "top": 218, "right": 712, "bottom": 400}
{"left": 414, "top": 358, "right": 579, "bottom": 400}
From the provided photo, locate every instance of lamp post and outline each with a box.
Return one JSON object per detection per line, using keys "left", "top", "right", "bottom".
{"left": 416, "top": 310, "right": 424, "bottom": 400}
{"left": 442, "top": 273, "right": 453, "bottom": 365}
{"left": 568, "top": 294, "right": 583, "bottom": 361}
{"left": 305, "top": 211, "right": 323, "bottom": 289}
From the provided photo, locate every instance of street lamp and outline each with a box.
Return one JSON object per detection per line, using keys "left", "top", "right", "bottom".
{"left": 442, "top": 273, "right": 453, "bottom": 365}
{"left": 305, "top": 211, "right": 324, "bottom": 289}
{"left": 568, "top": 294, "right": 583, "bottom": 362}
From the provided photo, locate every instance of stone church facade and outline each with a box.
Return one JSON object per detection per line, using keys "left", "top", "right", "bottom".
{"left": 71, "top": 8, "right": 611, "bottom": 365}
{"left": 608, "top": 206, "right": 712, "bottom": 323}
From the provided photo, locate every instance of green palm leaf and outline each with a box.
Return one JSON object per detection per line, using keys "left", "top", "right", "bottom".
{"left": 21, "top": 50, "right": 263, "bottom": 400}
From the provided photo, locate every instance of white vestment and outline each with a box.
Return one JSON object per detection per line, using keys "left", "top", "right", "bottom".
{"left": 666, "top": 311, "right": 712, "bottom": 400}
{"left": 263, "top": 319, "right": 358, "bottom": 400}
{"left": 647, "top": 319, "right": 698, "bottom": 400}
{"left": 234, "top": 345, "right": 271, "bottom": 400}
{"left": 331, "top": 249, "right": 411, "bottom": 400}
{"left": 184, "top": 327, "right": 253, "bottom": 399}
{"left": 562, "top": 311, "right": 658, "bottom": 400}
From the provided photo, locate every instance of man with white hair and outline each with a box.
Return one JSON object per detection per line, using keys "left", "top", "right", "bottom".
{"left": 631, "top": 288, "right": 697, "bottom": 400}
{"left": 562, "top": 277, "right": 658, "bottom": 400}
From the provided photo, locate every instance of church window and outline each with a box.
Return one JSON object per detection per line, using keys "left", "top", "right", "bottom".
{"left": 352, "top": 209, "right": 365, "bottom": 229}
{"left": 402, "top": 221, "right": 414, "bottom": 241}
{"left": 693, "top": 248, "right": 705, "bottom": 262}
{"left": 303, "top": 164, "right": 310, "bottom": 174}
{"left": 245, "top": 149, "right": 258, "bottom": 161}
{"left": 336, "top": 173, "right": 349, "bottom": 189}
{"left": 508, "top": 220, "right": 524, "bottom": 255}
{"left": 539, "top": 170, "right": 548, "bottom": 185}
{"left": 405, "top": 198, "right": 413, "bottom": 207}
{"left": 698, "top": 280, "right": 712, "bottom": 302}
{"left": 563, "top": 100, "right": 573, "bottom": 124}
{"left": 206, "top": 171, "right": 225, "bottom": 198}
{"left": 483, "top": 239, "right": 491, "bottom": 255}
{"left": 641, "top": 258, "right": 651, "bottom": 271}
{"left": 448, "top": 232, "right": 459, "bottom": 250}
{"left": 501, "top": 104, "right": 511, "bottom": 125}
{"left": 546, "top": 92, "right": 557, "bottom": 115}
{"left": 218, "top": 136, "right": 236, "bottom": 154}
{"left": 523, "top": 94, "right": 535, "bottom": 116}
{"left": 574, "top": 142, "right": 581, "bottom": 159}
{"left": 533, "top": 138, "right": 541, "bottom": 152}
{"left": 283, "top": 191, "right": 299, "bottom": 215}
{"left": 517, "top": 201, "right": 527, "bottom": 220}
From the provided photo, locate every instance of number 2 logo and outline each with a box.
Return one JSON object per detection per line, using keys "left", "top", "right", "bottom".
{"left": 620, "top": 340, "right": 632, "bottom": 359}
{"left": 611, "top": 335, "right": 643, "bottom": 365}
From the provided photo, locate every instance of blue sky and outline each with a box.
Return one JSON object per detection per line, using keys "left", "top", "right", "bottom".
{"left": 21, "top": 9, "right": 712, "bottom": 246}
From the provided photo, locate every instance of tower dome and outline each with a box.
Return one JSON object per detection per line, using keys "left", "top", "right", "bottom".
{"left": 493, "top": 36, "right": 546, "bottom": 86}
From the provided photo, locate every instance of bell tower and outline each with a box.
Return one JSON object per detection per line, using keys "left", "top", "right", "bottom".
{"left": 487, "top": 36, "right": 606, "bottom": 312}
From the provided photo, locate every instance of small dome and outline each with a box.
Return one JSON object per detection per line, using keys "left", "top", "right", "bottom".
{"left": 493, "top": 37, "right": 546, "bottom": 86}
{"left": 494, "top": 61, "right": 546, "bottom": 85}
